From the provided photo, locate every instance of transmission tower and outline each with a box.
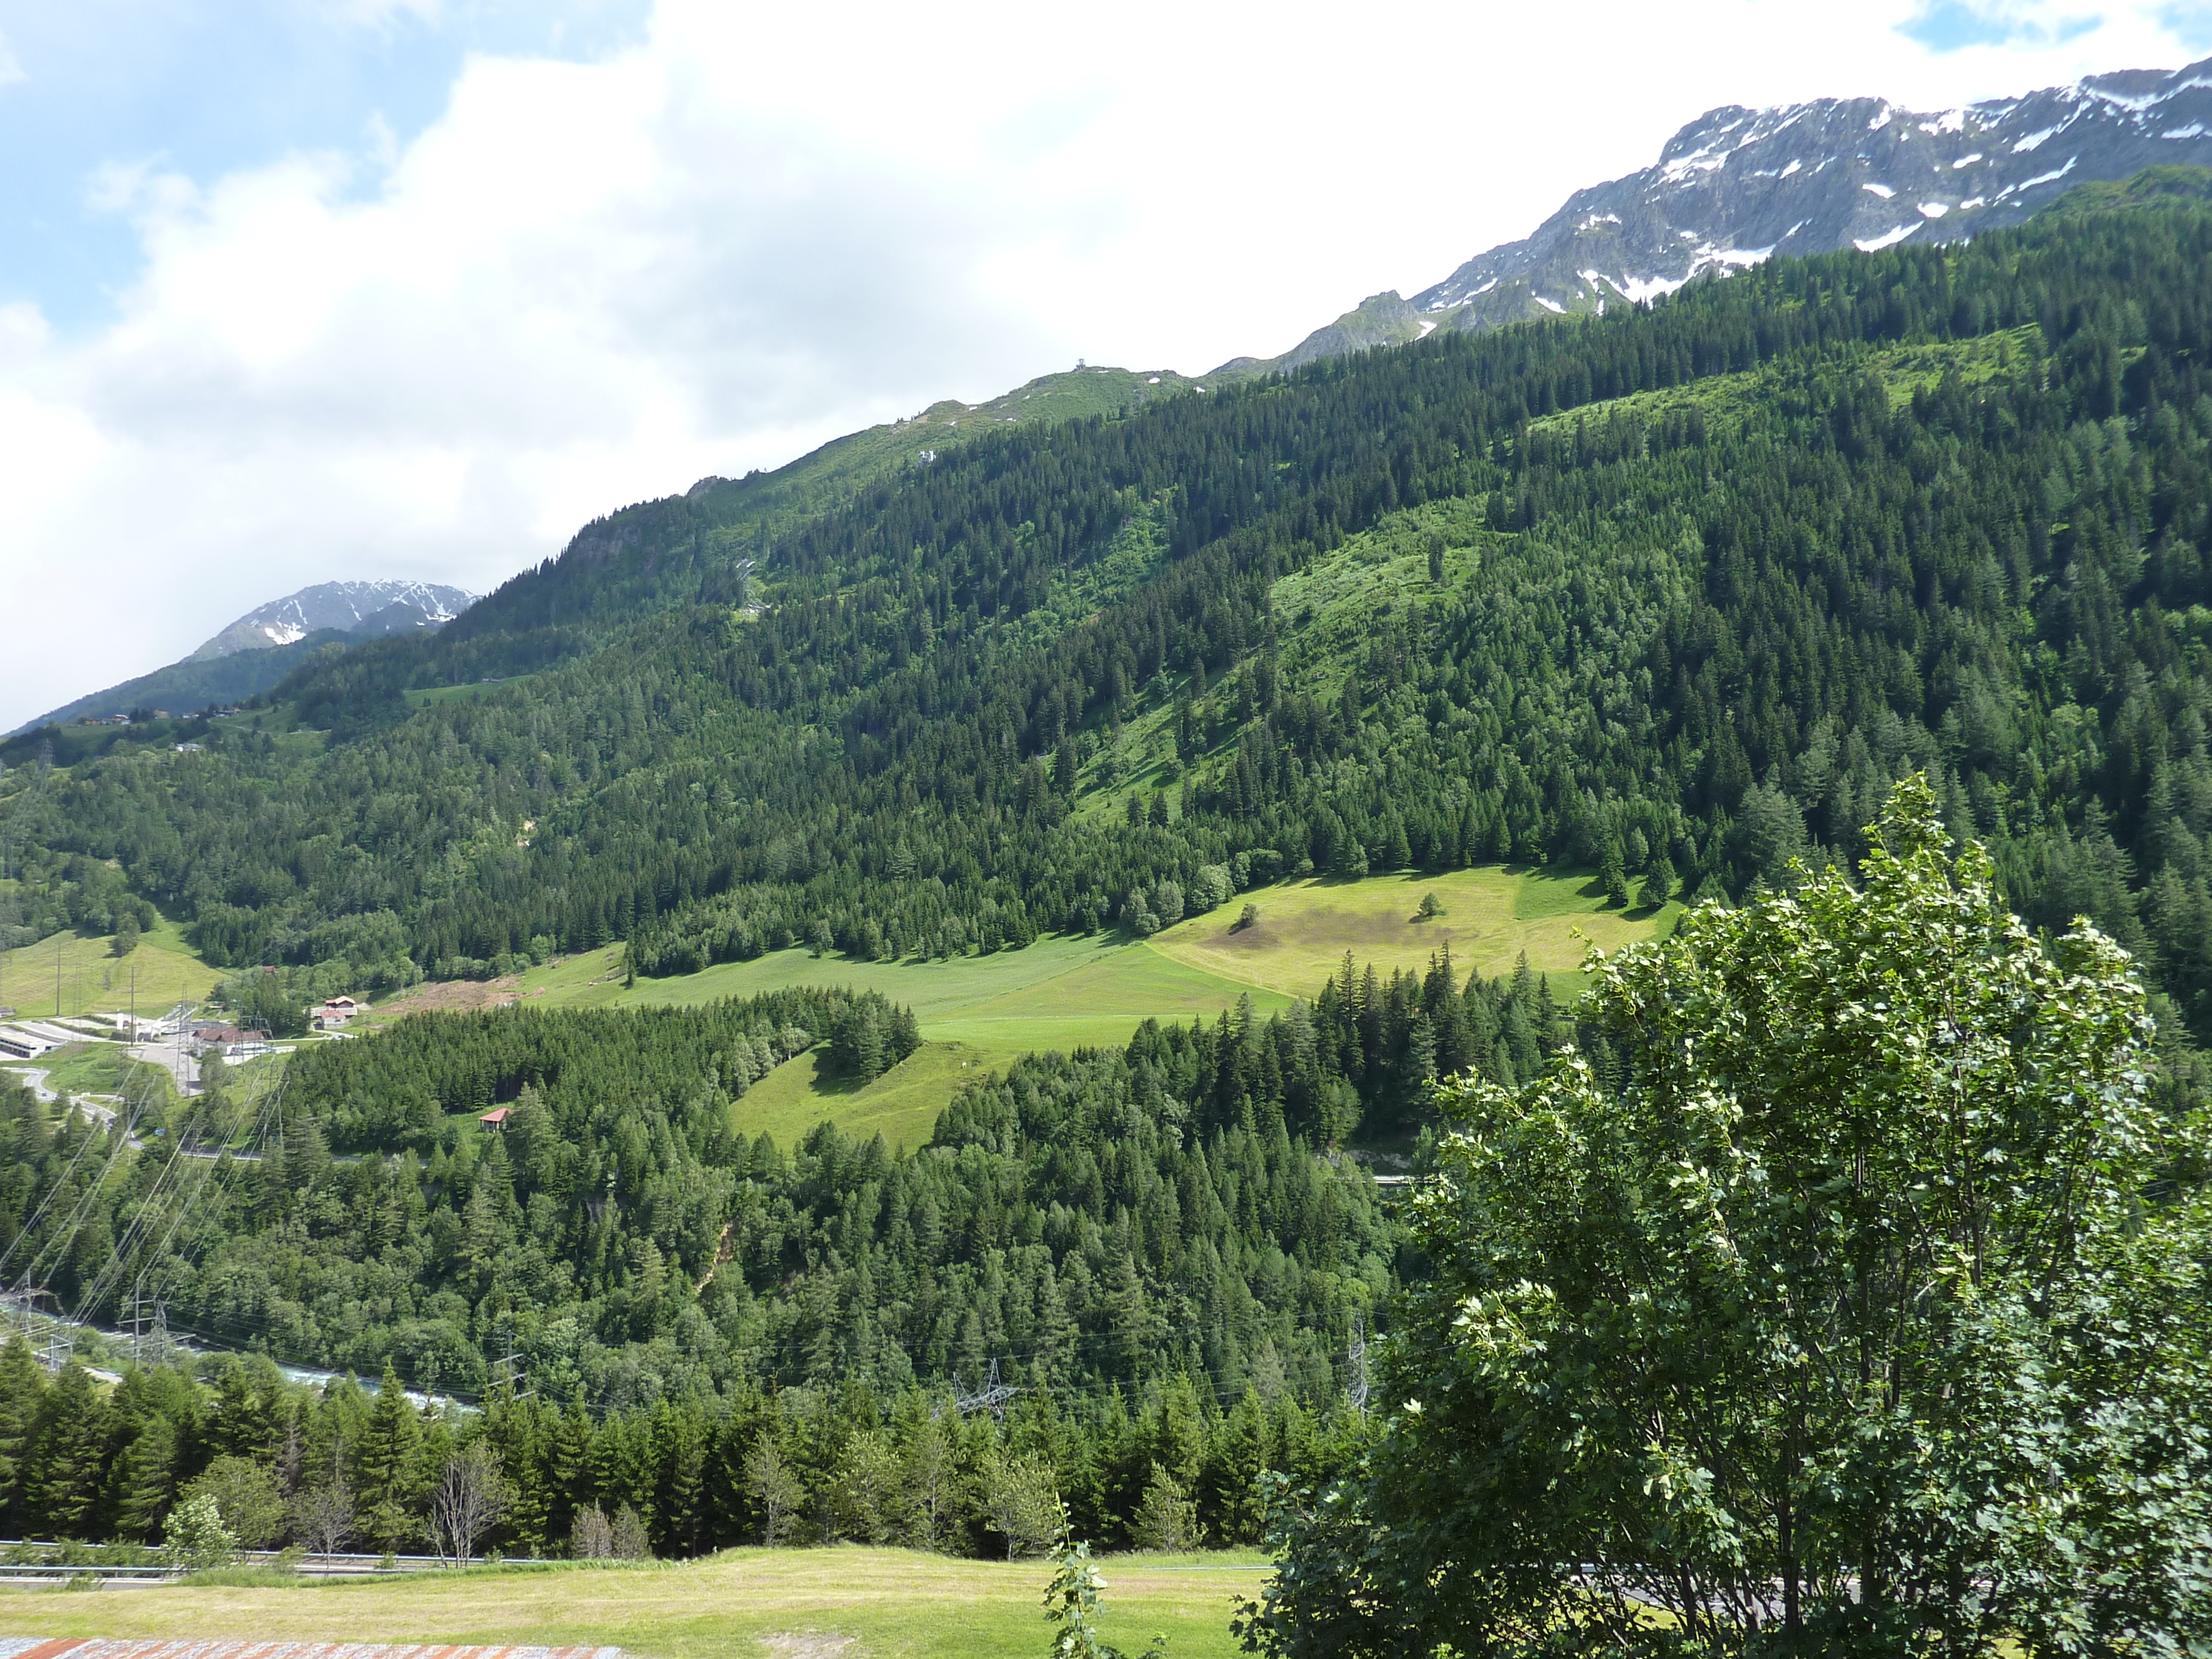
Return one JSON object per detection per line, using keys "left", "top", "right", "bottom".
{"left": 39, "top": 1301, "right": 73, "bottom": 1374}
{"left": 146, "top": 1296, "right": 170, "bottom": 1370}
{"left": 952, "top": 1356, "right": 1021, "bottom": 1419}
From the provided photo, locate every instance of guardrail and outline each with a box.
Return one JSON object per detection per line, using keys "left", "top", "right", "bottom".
{"left": 0, "top": 1544, "right": 565, "bottom": 1586}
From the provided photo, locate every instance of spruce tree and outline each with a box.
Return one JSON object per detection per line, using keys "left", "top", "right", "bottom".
{"left": 109, "top": 1414, "right": 179, "bottom": 1542}
{"left": 33, "top": 1362, "right": 110, "bottom": 1540}
{"left": 0, "top": 1338, "right": 45, "bottom": 1532}
{"left": 353, "top": 1362, "right": 423, "bottom": 1551}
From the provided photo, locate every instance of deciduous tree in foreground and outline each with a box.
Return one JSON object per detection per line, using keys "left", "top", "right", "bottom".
{"left": 1242, "top": 777, "right": 2212, "bottom": 1658}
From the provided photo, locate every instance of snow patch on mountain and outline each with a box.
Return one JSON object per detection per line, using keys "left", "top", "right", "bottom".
{"left": 191, "top": 580, "right": 478, "bottom": 660}
{"left": 1223, "top": 55, "right": 2212, "bottom": 378}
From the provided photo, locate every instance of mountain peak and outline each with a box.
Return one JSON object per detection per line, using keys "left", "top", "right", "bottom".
{"left": 1228, "top": 56, "right": 2212, "bottom": 376}
{"left": 191, "top": 579, "right": 478, "bottom": 659}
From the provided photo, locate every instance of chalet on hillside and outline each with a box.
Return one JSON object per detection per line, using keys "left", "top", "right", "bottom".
{"left": 313, "top": 996, "right": 360, "bottom": 1031}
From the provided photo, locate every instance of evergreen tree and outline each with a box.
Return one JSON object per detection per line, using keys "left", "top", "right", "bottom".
{"left": 353, "top": 1362, "right": 423, "bottom": 1551}
{"left": 32, "top": 1363, "right": 110, "bottom": 1540}
{"left": 0, "top": 1338, "right": 45, "bottom": 1532}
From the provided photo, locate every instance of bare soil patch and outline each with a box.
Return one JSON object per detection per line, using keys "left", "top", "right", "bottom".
{"left": 357, "top": 976, "right": 523, "bottom": 1026}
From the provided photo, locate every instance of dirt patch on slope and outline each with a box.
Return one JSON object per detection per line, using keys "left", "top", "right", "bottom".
{"left": 355, "top": 976, "right": 524, "bottom": 1028}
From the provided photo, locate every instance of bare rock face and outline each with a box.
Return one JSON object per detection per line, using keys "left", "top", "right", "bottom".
{"left": 1230, "top": 58, "right": 2212, "bottom": 372}
{"left": 192, "top": 580, "right": 477, "bottom": 659}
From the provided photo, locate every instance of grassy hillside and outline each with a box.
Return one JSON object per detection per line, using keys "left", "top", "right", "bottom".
{"left": 0, "top": 917, "right": 219, "bottom": 1019}
{"left": 0, "top": 1546, "right": 1265, "bottom": 1659}
{"left": 1150, "top": 865, "right": 1680, "bottom": 996}
{"left": 396, "top": 862, "right": 1674, "bottom": 1148}
{"left": 699, "top": 363, "right": 1199, "bottom": 533}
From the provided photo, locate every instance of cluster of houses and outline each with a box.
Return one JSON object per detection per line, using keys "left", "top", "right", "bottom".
{"left": 189, "top": 1022, "right": 272, "bottom": 1059}
{"left": 190, "top": 1001, "right": 356, "bottom": 1057}
{"left": 73, "top": 705, "right": 243, "bottom": 729}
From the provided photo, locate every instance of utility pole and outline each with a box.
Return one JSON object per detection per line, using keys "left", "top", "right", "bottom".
{"left": 489, "top": 1325, "right": 532, "bottom": 1402}
{"left": 1347, "top": 1309, "right": 1369, "bottom": 1415}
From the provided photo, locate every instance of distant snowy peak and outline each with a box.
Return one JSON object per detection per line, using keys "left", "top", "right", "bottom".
{"left": 1273, "top": 56, "right": 2212, "bottom": 358}
{"left": 192, "top": 580, "right": 477, "bottom": 659}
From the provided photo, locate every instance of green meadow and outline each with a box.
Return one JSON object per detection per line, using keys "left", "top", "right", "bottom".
{"left": 0, "top": 916, "right": 220, "bottom": 1019}
{"left": 0, "top": 862, "right": 1674, "bottom": 1152}
{"left": 460, "top": 862, "right": 1678, "bottom": 1150}
{"left": 1150, "top": 863, "right": 1681, "bottom": 998}
{"left": 498, "top": 931, "right": 1287, "bottom": 1150}
{"left": 0, "top": 1546, "right": 1266, "bottom": 1659}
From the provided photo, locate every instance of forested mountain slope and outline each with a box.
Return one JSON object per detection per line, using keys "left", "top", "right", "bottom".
{"left": 7, "top": 198, "right": 2212, "bottom": 1083}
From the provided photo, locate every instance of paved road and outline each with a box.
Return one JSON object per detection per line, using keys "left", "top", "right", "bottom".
{"left": 129, "top": 1033, "right": 199, "bottom": 1096}
{"left": 1, "top": 1064, "right": 54, "bottom": 1102}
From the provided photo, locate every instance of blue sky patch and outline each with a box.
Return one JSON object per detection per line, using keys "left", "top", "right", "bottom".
{"left": 1897, "top": 1, "right": 2105, "bottom": 52}
{"left": 0, "top": 0, "right": 649, "bottom": 332}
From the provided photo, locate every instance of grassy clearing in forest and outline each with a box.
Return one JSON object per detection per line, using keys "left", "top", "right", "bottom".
{"left": 695, "top": 939, "right": 1289, "bottom": 1147}
{"left": 1148, "top": 865, "right": 1680, "bottom": 998}
{"left": 20, "top": 1039, "right": 180, "bottom": 1106}
{"left": 0, "top": 1545, "right": 1267, "bottom": 1659}
{"left": 0, "top": 918, "right": 219, "bottom": 1020}
{"left": 352, "top": 868, "right": 1678, "bottom": 1151}
{"left": 732, "top": 1040, "right": 1003, "bottom": 1152}
{"left": 928, "top": 942, "right": 1294, "bottom": 1057}
{"left": 487, "top": 866, "right": 1679, "bottom": 1148}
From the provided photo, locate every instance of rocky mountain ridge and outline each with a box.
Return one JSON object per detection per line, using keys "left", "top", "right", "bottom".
{"left": 192, "top": 579, "right": 477, "bottom": 659}
{"left": 1233, "top": 56, "right": 2212, "bottom": 372}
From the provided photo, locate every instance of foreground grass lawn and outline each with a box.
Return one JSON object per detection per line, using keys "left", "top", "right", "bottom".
{"left": 0, "top": 1546, "right": 1269, "bottom": 1659}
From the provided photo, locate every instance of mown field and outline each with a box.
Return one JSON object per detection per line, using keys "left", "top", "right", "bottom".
{"left": 1148, "top": 864, "right": 1682, "bottom": 996}
{"left": 0, "top": 918, "right": 220, "bottom": 1020}
{"left": 0, "top": 1546, "right": 1267, "bottom": 1659}
{"left": 458, "top": 862, "right": 1675, "bottom": 1148}
{"left": 36, "top": 863, "right": 1675, "bottom": 1151}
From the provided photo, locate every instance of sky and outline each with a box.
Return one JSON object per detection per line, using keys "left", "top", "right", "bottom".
{"left": 2, "top": 0, "right": 2209, "bottom": 731}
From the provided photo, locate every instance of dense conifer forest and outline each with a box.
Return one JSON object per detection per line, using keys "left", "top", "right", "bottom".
{"left": 1, "top": 953, "right": 1571, "bottom": 1404}
{"left": 5, "top": 200, "right": 2212, "bottom": 1070}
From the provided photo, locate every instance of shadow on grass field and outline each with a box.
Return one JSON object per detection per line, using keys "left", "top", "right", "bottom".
{"left": 0, "top": 1546, "right": 1270, "bottom": 1659}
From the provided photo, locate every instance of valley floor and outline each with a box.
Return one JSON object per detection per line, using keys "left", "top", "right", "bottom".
{"left": 0, "top": 1547, "right": 1267, "bottom": 1659}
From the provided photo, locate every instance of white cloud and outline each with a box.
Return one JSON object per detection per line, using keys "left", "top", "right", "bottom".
{"left": 0, "top": 25, "right": 22, "bottom": 85}
{"left": 1, "top": 0, "right": 2205, "bottom": 728}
